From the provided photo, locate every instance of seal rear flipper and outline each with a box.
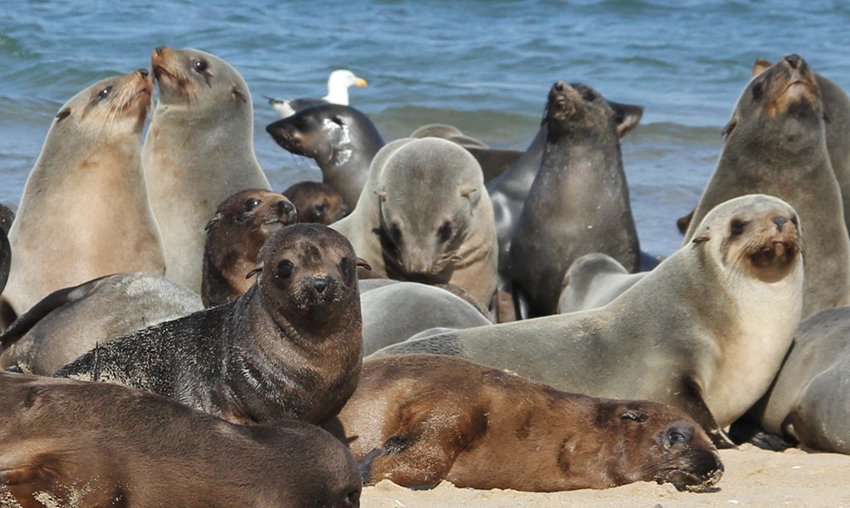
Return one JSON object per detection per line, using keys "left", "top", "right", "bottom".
{"left": 727, "top": 413, "right": 794, "bottom": 451}
{"left": 677, "top": 376, "right": 737, "bottom": 449}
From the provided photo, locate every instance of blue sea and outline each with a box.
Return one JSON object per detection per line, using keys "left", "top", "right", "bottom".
{"left": 2, "top": 0, "right": 848, "bottom": 256}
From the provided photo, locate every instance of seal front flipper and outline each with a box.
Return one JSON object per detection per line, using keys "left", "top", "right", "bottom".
{"left": 678, "top": 376, "right": 737, "bottom": 449}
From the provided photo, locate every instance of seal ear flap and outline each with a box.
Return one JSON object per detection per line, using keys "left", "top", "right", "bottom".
{"left": 459, "top": 184, "right": 480, "bottom": 205}
{"left": 374, "top": 190, "right": 388, "bottom": 201}
{"left": 608, "top": 101, "right": 644, "bottom": 138}
{"left": 246, "top": 265, "right": 263, "bottom": 280}
{"left": 231, "top": 85, "right": 248, "bottom": 104}
{"left": 205, "top": 212, "right": 223, "bottom": 232}
{"left": 692, "top": 236, "right": 710, "bottom": 245}
{"left": 356, "top": 257, "right": 372, "bottom": 271}
{"left": 752, "top": 59, "right": 773, "bottom": 77}
{"left": 721, "top": 117, "right": 737, "bottom": 138}
{"left": 55, "top": 108, "right": 71, "bottom": 123}
{"left": 620, "top": 409, "right": 649, "bottom": 423}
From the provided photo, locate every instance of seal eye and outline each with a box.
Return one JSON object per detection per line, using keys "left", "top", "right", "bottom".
{"left": 97, "top": 86, "right": 112, "bottom": 101}
{"left": 277, "top": 260, "right": 294, "bottom": 279}
{"left": 580, "top": 87, "right": 596, "bottom": 102}
{"left": 192, "top": 59, "right": 208, "bottom": 73}
{"left": 340, "top": 257, "right": 351, "bottom": 276}
{"left": 730, "top": 219, "right": 748, "bottom": 237}
{"left": 752, "top": 81, "right": 764, "bottom": 102}
{"left": 389, "top": 224, "right": 402, "bottom": 243}
{"left": 244, "top": 198, "right": 261, "bottom": 212}
{"left": 437, "top": 221, "right": 453, "bottom": 242}
{"left": 315, "top": 203, "right": 328, "bottom": 213}
{"left": 667, "top": 429, "right": 688, "bottom": 445}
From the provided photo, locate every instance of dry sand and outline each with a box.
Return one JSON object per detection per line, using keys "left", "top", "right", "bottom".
{"left": 361, "top": 444, "right": 850, "bottom": 507}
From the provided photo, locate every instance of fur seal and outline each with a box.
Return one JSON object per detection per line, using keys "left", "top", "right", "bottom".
{"left": 0, "top": 372, "right": 361, "bottom": 508}
{"left": 410, "top": 124, "right": 523, "bottom": 181}
{"left": 1, "top": 69, "right": 165, "bottom": 320}
{"left": 557, "top": 253, "right": 644, "bottom": 313}
{"left": 331, "top": 137, "right": 498, "bottom": 307}
{"left": 333, "top": 354, "right": 723, "bottom": 492}
{"left": 267, "top": 104, "right": 384, "bottom": 208}
{"left": 202, "top": 189, "right": 298, "bottom": 307}
{"left": 360, "top": 282, "right": 491, "bottom": 356}
{"left": 373, "top": 195, "right": 805, "bottom": 446}
{"left": 0, "top": 273, "right": 203, "bottom": 375}
{"left": 683, "top": 54, "right": 850, "bottom": 318}
{"left": 143, "top": 46, "right": 271, "bottom": 294}
{"left": 510, "top": 81, "right": 640, "bottom": 318}
{"left": 268, "top": 69, "right": 367, "bottom": 118}
{"left": 749, "top": 306, "right": 850, "bottom": 454}
{"left": 283, "top": 181, "right": 350, "bottom": 224}
{"left": 0, "top": 228, "right": 9, "bottom": 299}
{"left": 55, "top": 224, "right": 365, "bottom": 426}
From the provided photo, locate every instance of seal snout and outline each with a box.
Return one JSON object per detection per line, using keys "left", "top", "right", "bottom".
{"left": 773, "top": 215, "right": 787, "bottom": 231}
{"left": 784, "top": 54, "right": 801, "bottom": 69}
{"left": 312, "top": 274, "right": 330, "bottom": 293}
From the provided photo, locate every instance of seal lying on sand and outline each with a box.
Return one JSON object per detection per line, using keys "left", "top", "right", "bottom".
{"left": 202, "top": 189, "right": 297, "bottom": 307}
{"left": 0, "top": 372, "right": 361, "bottom": 508}
{"left": 55, "top": 224, "right": 365, "bottom": 426}
{"left": 332, "top": 354, "right": 723, "bottom": 492}
{"left": 373, "top": 195, "right": 804, "bottom": 446}
{"left": 143, "top": 46, "right": 271, "bottom": 293}
{"left": 2, "top": 69, "right": 165, "bottom": 320}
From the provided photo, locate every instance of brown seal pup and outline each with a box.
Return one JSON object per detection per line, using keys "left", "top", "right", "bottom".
{"left": 510, "top": 81, "right": 640, "bottom": 318}
{"left": 683, "top": 54, "right": 850, "bottom": 319}
{"left": 1, "top": 69, "right": 165, "bottom": 320}
{"left": 282, "top": 181, "right": 350, "bottom": 224}
{"left": 267, "top": 104, "right": 384, "bottom": 208}
{"left": 373, "top": 195, "right": 804, "bottom": 446}
{"left": 0, "top": 372, "right": 361, "bottom": 508}
{"left": 331, "top": 137, "right": 498, "bottom": 307}
{"left": 0, "top": 273, "right": 203, "bottom": 375}
{"left": 55, "top": 224, "right": 365, "bottom": 426}
{"left": 143, "top": 47, "right": 271, "bottom": 294}
{"left": 202, "top": 189, "right": 298, "bottom": 307}
{"left": 332, "top": 354, "right": 723, "bottom": 492}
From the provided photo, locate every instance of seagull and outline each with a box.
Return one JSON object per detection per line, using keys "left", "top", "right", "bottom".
{"left": 267, "top": 69, "right": 367, "bottom": 118}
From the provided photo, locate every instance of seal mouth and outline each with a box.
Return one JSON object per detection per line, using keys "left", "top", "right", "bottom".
{"left": 655, "top": 452, "right": 724, "bottom": 492}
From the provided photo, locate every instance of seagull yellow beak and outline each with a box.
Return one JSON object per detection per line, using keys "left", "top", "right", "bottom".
{"left": 355, "top": 77, "right": 368, "bottom": 87}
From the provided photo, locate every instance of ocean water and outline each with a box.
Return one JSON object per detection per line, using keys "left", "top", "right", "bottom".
{"left": 2, "top": 0, "right": 848, "bottom": 256}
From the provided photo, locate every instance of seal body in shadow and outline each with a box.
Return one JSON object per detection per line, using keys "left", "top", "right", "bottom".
{"left": 373, "top": 195, "right": 804, "bottom": 446}
{"left": 510, "top": 82, "right": 640, "bottom": 318}
{"left": 0, "top": 273, "right": 202, "bottom": 375}
{"left": 683, "top": 54, "right": 850, "bottom": 319}
{"left": 267, "top": 104, "right": 384, "bottom": 208}
{"left": 143, "top": 47, "right": 271, "bottom": 294}
{"left": 332, "top": 137, "right": 498, "bottom": 307}
{"left": 332, "top": 354, "right": 723, "bottom": 492}
{"left": 2, "top": 69, "right": 165, "bottom": 319}
{"left": 0, "top": 372, "right": 361, "bottom": 508}
{"left": 55, "top": 224, "right": 364, "bottom": 426}
{"left": 202, "top": 189, "right": 297, "bottom": 307}
{"left": 283, "top": 181, "right": 350, "bottom": 224}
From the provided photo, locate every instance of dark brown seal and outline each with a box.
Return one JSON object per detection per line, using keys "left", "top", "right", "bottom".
{"left": 202, "top": 189, "right": 298, "bottom": 307}
{"left": 332, "top": 354, "right": 723, "bottom": 492}
{"left": 0, "top": 371, "right": 361, "bottom": 508}
{"left": 54, "top": 224, "right": 365, "bottom": 426}
{"left": 282, "top": 181, "right": 350, "bottom": 224}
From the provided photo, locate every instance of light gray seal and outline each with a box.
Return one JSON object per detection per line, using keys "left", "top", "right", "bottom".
{"left": 372, "top": 195, "right": 805, "bottom": 447}
{"left": 683, "top": 54, "right": 850, "bottom": 319}
{"left": 557, "top": 253, "right": 644, "bottom": 313}
{"left": 143, "top": 46, "right": 271, "bottom": 294}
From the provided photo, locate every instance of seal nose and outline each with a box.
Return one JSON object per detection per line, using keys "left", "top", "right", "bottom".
{"left": 773, "top": 216, "right": 788, "bottom": 231}
{"left": 154, "top": 46, "right": 165, "bottom": 56}
{"left": 784, "top": 54, "right": 801, "bottom": 69}
{"left": 138, "top": 68, "right": 149, "bottom": 78}
{"left": 313, "top": 275, "right": 329, "bottom": 293}
{"left": 554, "top": 81, "right": 565, "bottom": 92}
{"left": 279, "top": 200, "right": 295, "bottom": 216}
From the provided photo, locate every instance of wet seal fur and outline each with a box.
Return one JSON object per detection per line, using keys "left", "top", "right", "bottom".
{"left": 373, "top": 195, "right": 805, "bottom": 447}
{"left": 55, "top": 224, "right": 364, "bottom": 426}
{"left": 0, "top": 273, "right": 203, "bottom": 375}
{"left": 1, "top": 69, "right": 165, "bottom": 320}
{"left": 332, "top": 354, "right": 723, "bottom": 492}
{"left": 0, "top": 372, "right": 361, "bottom": 508}
{"left": 144, "top": 46, "right": 271, "bottom": 294}
{"left": 510, "top": 81, "right": 640, "bottom": 318}
{"left": 283, "top": 181, "right": 350, "bottom": 224}
{"left": 202, "top": 189, "right": 298, "bottom": 307}
{"left": 267, "top": 104, "right": 384, "bottom": 208}
{"left": 683, "top": 54, "right": 850, "bottom": 319}
{"left": 750, "top": 305, "right": 850, "bottom": 454}
{"left": 331, "top": 137, "right": 498, "bottom": 307}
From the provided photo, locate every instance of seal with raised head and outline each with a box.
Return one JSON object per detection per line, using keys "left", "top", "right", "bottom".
{"left": 331, "top": 137, "right": 498, "bottom": 307}
{"left": 332, "top": 354, "right": 723, "bottom": 492}
{"left": 373, "top": 195, "right": 804, "bottom": 446}
{"left": 510, "top": 81, "right": 640, "bottom": 318}
{"left": 283, "top": 181, "right": 350, "bottom": 224}
{"left": 1, "top": 69, "right": 165, "bottom": 320}
{"left": 55, "top": 224, "right": 365, "bottom": 426}
{"left": 0, "top": 273, "right": 203, "bottom": 376}
{"left": 683, "top": 54, "right": 850, "bottom": 319}
{"left": 0, "top": 372, "right": 361, "bottom": 508}
{"left": 143, "top": 46, "right": 271, "bottom": 294}
{"left": 267, "top": 104, "right": 384, "bottom": 208}
{"left": 202, "top": 189, "right": 297, "bottom": 307}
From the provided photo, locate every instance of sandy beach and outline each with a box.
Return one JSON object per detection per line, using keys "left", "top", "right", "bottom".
{"left": 361, "top": 445, "right": 850, "bottom": 508}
